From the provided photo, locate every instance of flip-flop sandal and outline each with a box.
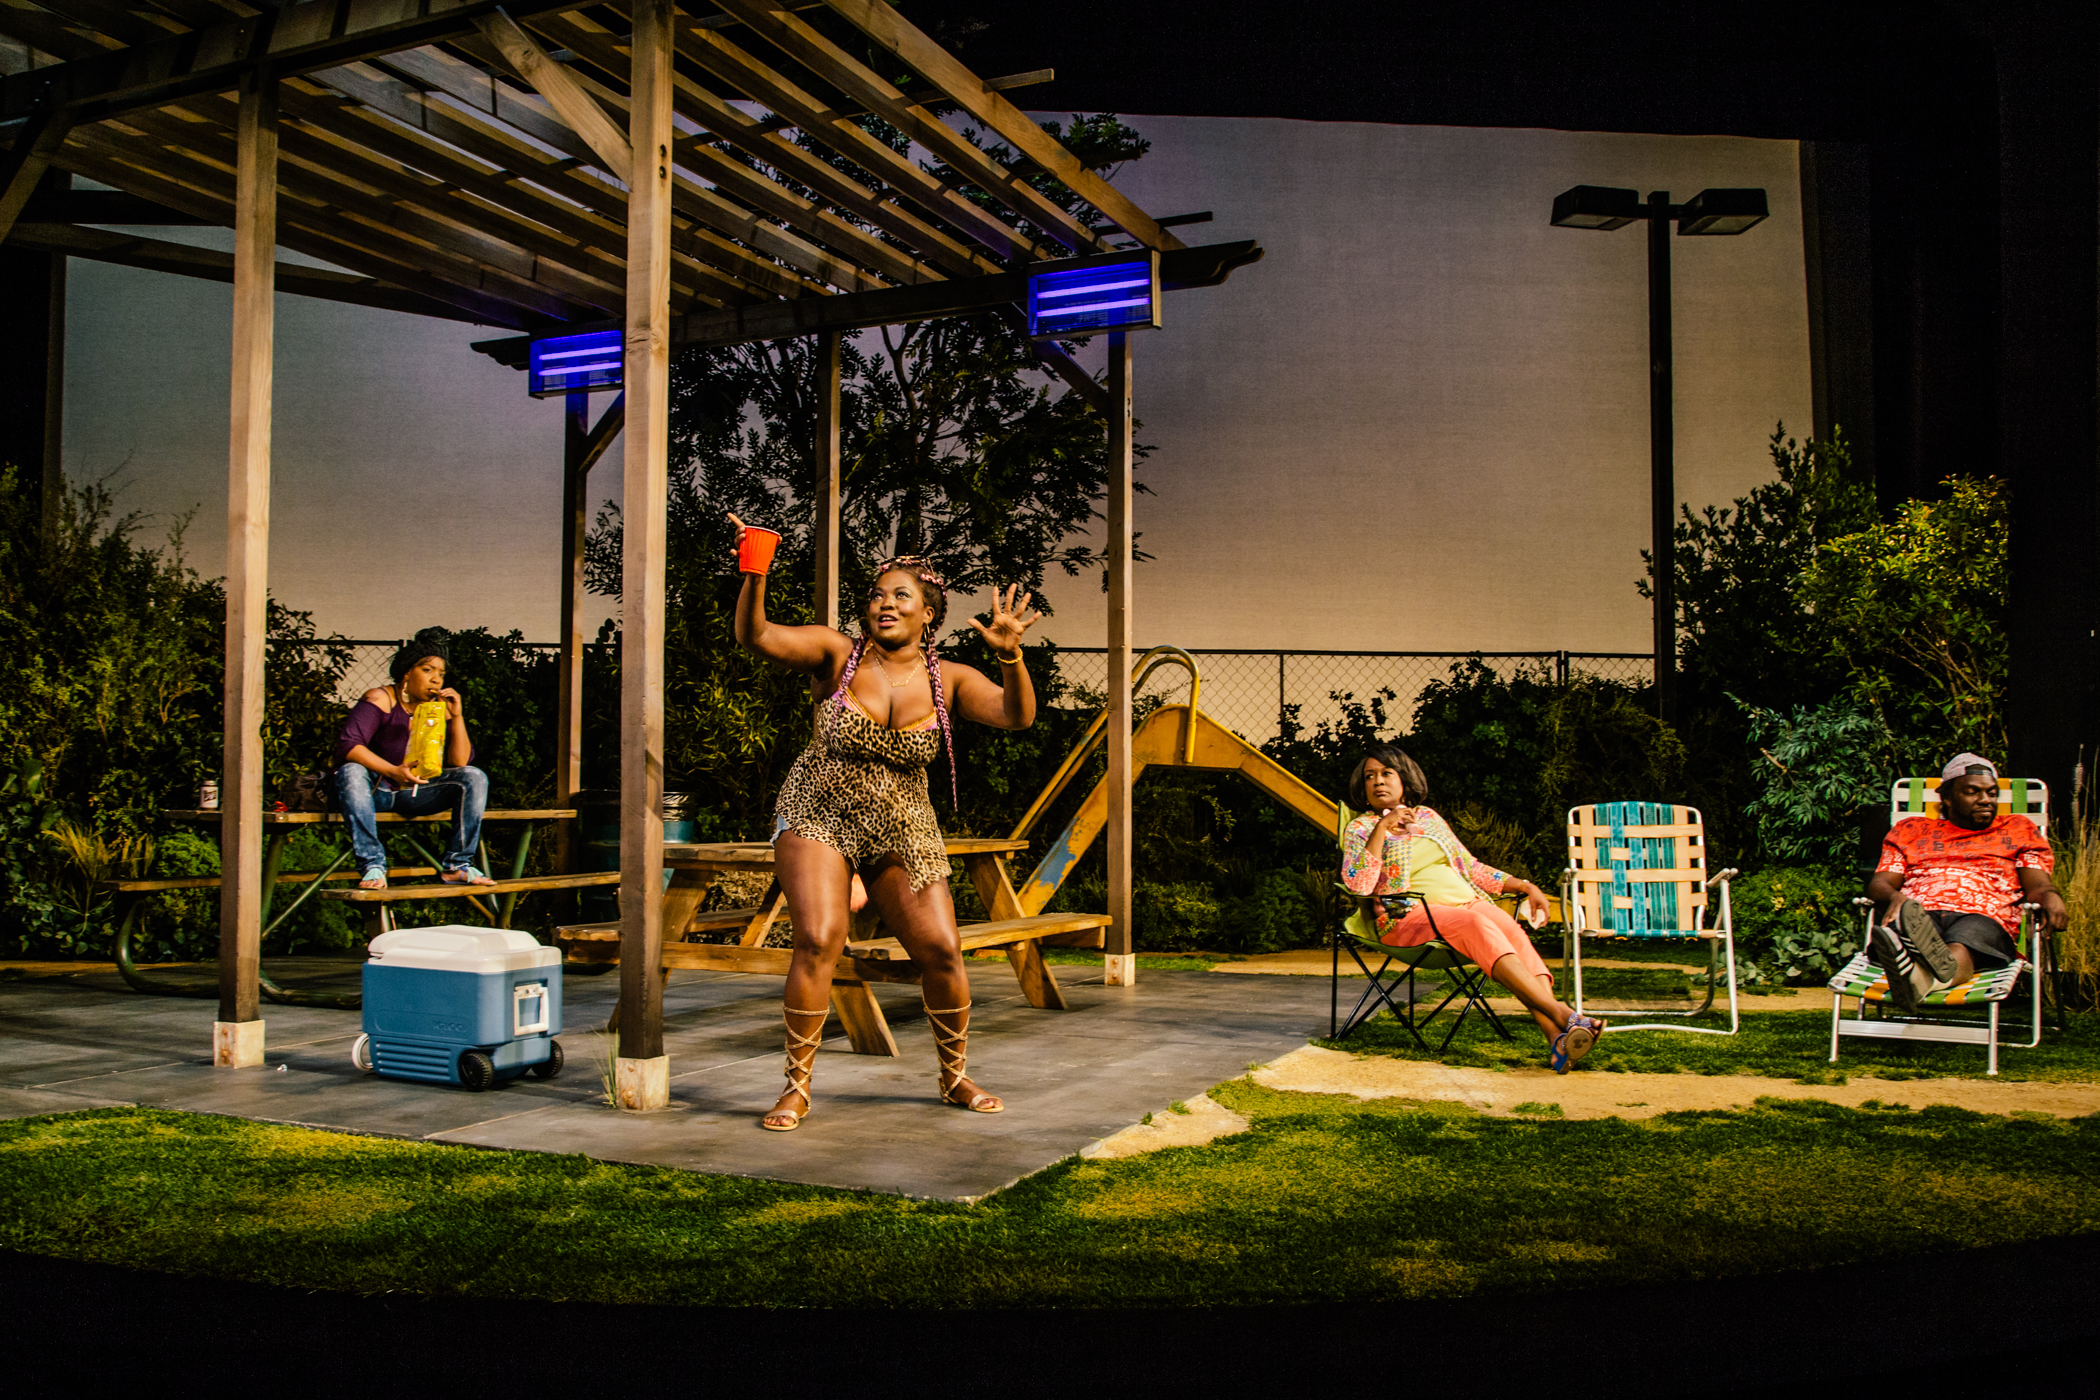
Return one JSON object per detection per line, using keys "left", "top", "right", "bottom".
{"left": 1564, "top": 1014, "right": 1605, "bottom": 1065}
{"left": 1549, "top": 1030, "right": 1574, "bottom": 1074}
{"left": 441, "top": 867, "right": 497, "bottom": 887}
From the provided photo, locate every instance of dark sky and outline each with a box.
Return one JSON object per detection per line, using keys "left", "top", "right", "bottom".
{"left": 897, "top": 1, "right": 1990, "bottom": 143}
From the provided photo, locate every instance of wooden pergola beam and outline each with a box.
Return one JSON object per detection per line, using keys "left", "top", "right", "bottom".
{"left": 711, "top": 0, "right": 1109, "bottom": 256}
{"left": 4, "top": 221, "right": 488, "bottom": 322}
{"left": 533, "top": 8, "right": 993, "bottom": 280}
{"left": 62, "top": 125, "right": 551, "bottom": 326}
{"left": 673, "top": 16, "right": 1055, "bottom": 265}
{"left": 0, "top": 0, "right": 591, "bottom": 126}
{"left": 471, "top": 8, "right": 631, "bottom": 183}
{"left": 468, "top": 239, "right": 1264, "bottom": 363}
{"left": 822, "top": 0, "right": 1187, "bottom": 252}
{"left": 0, "top": 105, "right": 79, "bottom": 243}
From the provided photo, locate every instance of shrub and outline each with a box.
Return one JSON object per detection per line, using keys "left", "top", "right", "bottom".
{"left": 1216, "top": 867, "right": 1323, "bottom": 956}
{"left": 1739, "top": 695, "right": 1900, "bottom": 871}
{"left": 1727, "top": 865, "right": 1858, "bottom": 985}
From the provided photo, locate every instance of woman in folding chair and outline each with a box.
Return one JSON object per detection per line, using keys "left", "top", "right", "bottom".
{"left": 1341, "top": 746, "right": 1604, "bottom": 1071}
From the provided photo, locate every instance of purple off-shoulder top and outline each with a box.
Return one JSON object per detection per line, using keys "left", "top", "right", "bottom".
{"left": 334, "top": 698, "right": 473, "bottom": 768}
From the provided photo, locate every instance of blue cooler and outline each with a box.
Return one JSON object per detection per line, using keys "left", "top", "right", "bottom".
{"left": 352, "top": 926, "right": 564, "bottom": 1091}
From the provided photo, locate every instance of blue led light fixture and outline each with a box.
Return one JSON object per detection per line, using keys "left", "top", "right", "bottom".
{"left": 1026, "top": 249, "right": 1161, "bottom": 340}
{"left": 528, "top": 329, "right": 624, "bottom": 397}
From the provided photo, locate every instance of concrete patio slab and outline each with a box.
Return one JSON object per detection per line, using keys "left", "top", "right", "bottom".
{"left": 0, "top": 958, "right": 1333, "bottom": 1199}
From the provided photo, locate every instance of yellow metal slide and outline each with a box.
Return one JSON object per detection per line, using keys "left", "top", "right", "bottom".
{"left": 1008, "top": 648, "right": 1339, "bottom": 915}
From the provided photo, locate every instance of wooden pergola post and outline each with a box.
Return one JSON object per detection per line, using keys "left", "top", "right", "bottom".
{"left": 814, "top": 328, "right": 842, "bottom": 629}
{"left": 214, "top": 72, "right": 276, "bottom": 1067}
{"left": 614, "top": 0, "right": 675, "bottom": 1110}
{"left": 1104, "top": 331, "right": 1135, "bottom": 986}
{"left": 557, "top": 389, "right": 622, "bottom": 873}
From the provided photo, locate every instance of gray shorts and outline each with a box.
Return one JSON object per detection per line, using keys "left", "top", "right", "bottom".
{"left": 1920, "top": 909, "right": 2018, "bottom": 968}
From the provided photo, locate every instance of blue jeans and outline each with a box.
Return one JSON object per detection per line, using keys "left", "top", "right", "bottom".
{"left": 332, "top": 763, "right": 489, "bottom": 876}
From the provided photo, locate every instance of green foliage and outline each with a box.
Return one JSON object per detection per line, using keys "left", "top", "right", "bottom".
{"left": 439, "top": 629, "right": 558, "bottom": 810}
{"left": 581, "top": 118, "right": 1159, "bottom": 833}
{"left": 1727, "top": 866, "right": 1859, "bottom": 985}
{"left": 1739, "top": 696, "right": 1900, "bottom": 870}
{"left": 1402, "top": 660, "right": 1689, "bottom": 880}
{"left": 135, "top": 830, "right": 218, "bottom": 962}
{"left": 1662, "top": 425, "right": 1875, "bottom": 716}
{"left": 1800, "top": 474, "right": 2011, "bottom": 758}
{"left": 0, "top": 758, "right": 61, "bottom": 952}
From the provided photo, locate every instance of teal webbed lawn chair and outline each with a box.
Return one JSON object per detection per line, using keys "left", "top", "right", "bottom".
{"left": 1562, "top": 802, "right": 1741, "bottom": 1035}
{"left": 1827, "top": 778, "right": 2055, "bottom": 1076}
{"left": 1329, "top": 803, "right": 1512, "bottom": 1049}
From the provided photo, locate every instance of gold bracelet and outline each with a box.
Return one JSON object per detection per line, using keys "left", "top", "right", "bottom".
{"left": 997, "top": 650, "right": 1022, "bottom": 665}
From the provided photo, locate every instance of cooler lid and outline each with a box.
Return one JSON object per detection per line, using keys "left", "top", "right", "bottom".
{"left": 367, "top": 925, "right": 560, "bottom": 973}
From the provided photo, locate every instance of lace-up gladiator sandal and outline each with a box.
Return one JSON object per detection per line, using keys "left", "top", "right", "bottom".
{"left": 761, "top": 1005, "right": 826, "bottom": 1131}
{"left": 926, "top": 1002, "right": 1004, "bottom": 1113}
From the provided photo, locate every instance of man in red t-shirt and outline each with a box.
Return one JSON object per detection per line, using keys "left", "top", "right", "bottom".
{"left": 1865, "top": 753, "right": 2067, "bottom": 1010}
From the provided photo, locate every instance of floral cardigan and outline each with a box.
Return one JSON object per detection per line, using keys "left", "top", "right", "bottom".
{"left": 1341, "top": 806, "right": 1509, "bottom": 935}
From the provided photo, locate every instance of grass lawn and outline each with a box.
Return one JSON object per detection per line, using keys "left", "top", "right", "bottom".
{"left": 1325, "top": 1007, "right": 2100, "bottom": 1083}
{"left": 4, "top": 1081, "right": 2097, "bottom": 1308}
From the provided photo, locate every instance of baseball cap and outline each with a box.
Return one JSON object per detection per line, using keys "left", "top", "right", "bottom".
{"left": 1940, "top": 752, "right": 1998, "bottom": 782}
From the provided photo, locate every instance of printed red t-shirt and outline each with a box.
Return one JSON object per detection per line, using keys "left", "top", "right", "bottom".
{"left": 1875, "top": 814, "right": 2052, "bottom": 933}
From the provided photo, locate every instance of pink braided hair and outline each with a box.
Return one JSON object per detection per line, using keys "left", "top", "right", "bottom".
{"left": 841, "top": 556, "right": 957, "bottom": 810}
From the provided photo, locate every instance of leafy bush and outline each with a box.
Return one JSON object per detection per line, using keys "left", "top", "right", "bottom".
{"left": 1728, "top": 865, "right": 1858, "bottom": 984}
{"left": 1739, "top": 696, "right": 1899, "bottom": 871}
{"left": 1403, "top": 660, "right": 1689, "bottom": 880}
{"left": 1217, "top": 867, "right": 1324, "bottom": 956}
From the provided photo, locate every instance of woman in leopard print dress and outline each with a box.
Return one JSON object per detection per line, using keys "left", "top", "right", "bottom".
{"left": 731, "top": 516, "right": 1041, "bottom": 1131}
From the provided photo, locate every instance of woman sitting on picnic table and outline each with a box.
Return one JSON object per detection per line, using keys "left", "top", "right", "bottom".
{"left": 1340, "top": 744, "right": 1604, "bottom": 1071}
{"left": 331, "top": 627, "right": 495, "bottom": 891}
{"left": 731, "top": 515, "right": 1041, "bottom": 1131}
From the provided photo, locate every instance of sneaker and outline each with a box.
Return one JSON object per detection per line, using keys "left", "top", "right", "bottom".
{"left": 1870, "top": 923, "right": 1932, "bottom": 1011}
{"left": 1895, "top": 902, "right": 1961, "bottom": 982}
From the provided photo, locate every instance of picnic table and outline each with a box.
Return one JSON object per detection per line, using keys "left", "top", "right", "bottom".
{"left": 558, "top": 838, "right": 1111, "bottom": 1055}
{"left": 109, "top": 807, "right": 582, "bottom": 1005}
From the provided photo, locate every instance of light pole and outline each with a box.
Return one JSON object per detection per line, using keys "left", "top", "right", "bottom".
{"left": 1551, "top": 184, "right": 1768, "bottom": 724}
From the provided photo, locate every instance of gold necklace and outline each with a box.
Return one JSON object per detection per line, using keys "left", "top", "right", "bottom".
{"left": 875, "top": 653, "right": 924, "bottom": 688}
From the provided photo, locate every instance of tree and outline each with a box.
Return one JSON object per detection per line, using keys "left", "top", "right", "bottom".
{"left": 1653, "top": 424, "right": 1877, "bottom": 715}
{"left": 585, "top": 114, "right": 1157, "bottom": 828}
{"left": 1800, "top": 473, "right": 2010, "bottom": 759}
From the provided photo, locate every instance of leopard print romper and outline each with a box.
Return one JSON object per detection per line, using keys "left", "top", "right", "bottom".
{"left": 771, "top": 684, "right": 951, "bottom": 891}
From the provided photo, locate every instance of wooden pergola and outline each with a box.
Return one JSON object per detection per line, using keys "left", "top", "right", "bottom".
{"left": 0, "top": 0, "right": 1259, "bottom": 1104}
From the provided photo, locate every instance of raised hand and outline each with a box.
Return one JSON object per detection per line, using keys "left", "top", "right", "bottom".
{"left": 727, "top": 512, "right": 748, "bottom": 549}
{"left": 967, "top": 584, "right": 1042, "bottom": 657}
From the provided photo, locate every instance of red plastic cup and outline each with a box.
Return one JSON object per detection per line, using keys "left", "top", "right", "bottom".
{"left": 737, "top": 526, "right": 781, "bottom": 574}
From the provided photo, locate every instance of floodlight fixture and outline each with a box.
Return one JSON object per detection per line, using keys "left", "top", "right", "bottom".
{"left": 1550, "top": 185, "right": 1642, "bottom": 230}
{"left": 1677, "top": 187, "right": 1769, "bottom": 236}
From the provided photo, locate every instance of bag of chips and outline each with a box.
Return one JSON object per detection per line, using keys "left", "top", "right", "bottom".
{"left": 404, "top": 701, "right": 448, "bottom": 781}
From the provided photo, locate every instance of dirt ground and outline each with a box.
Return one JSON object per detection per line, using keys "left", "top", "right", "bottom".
{"left": 1250, "top": 1043, "right": 2100, "bottom": 1121}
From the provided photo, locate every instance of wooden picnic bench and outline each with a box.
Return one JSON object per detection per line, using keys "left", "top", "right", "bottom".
{"left": 319, "top": 870, "right": 622, "bottom": 935}
{"left": 114, "top": 807, "right": 578, "bottom": 1006}
{"left": 556, "top": 838, "right": 1111, "bottom": 1055}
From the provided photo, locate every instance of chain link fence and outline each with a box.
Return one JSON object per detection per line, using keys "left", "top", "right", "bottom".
{"left": 1049, "top": 649, "right": 1654, "bottom": 743}
{"left": 279, "top": 640, "right": 1653, "bottom": 742}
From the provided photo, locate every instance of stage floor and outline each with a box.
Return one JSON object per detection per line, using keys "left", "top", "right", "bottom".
{"left": 0, "top": 958, "right": 1337, "bottom": 1199}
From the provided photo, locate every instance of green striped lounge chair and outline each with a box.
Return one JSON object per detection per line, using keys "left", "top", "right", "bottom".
{"left": 1562, "top": 802, "right": 1741, "bottom": 1035}
{"left": 1827, "top": 778, "right": 2053, "bottom": 1077}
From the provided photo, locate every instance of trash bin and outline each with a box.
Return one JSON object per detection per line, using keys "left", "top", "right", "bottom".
{"left": 576, "top": 789, "right": 699, "bottom": 922}
{"left": 353, "top": 926, "right": 564, "bottom": 1091}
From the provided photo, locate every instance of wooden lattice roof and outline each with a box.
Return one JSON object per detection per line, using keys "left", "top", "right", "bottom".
{"left": 0, "top": 0, "right": 1260, "bottom": 370}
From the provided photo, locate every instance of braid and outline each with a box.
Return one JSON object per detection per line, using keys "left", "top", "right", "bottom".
{"left": 925, "top": 637, "right": 958, "bottom": 810}
{"left": 832, "top": 635, "right": 867, "bottom": 710}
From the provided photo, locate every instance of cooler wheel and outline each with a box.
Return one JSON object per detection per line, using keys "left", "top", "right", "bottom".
{"left": 351, "top": 1034, "right": 373, "bottom": 1073}
{"left": 528, "top": 1039, "right": 565, "bottom": 1080}
{"left": 458, "top": 1049, "right": 496, "bottom": 1092}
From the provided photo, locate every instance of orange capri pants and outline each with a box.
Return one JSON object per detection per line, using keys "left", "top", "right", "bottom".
{"left": 1380, "top": 899, "right": 1551, "bottom": 982}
